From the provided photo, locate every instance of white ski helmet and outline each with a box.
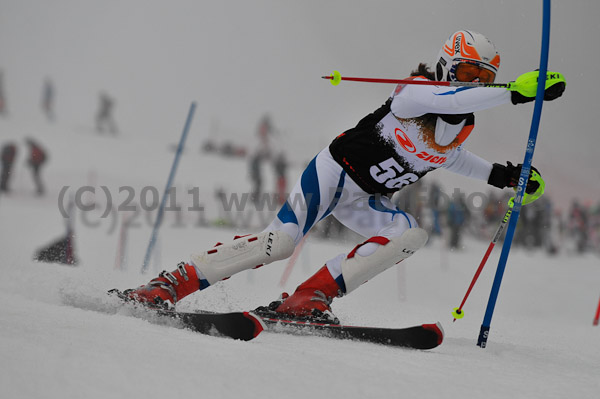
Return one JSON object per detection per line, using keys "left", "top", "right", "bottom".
{"left": 435, "top": 30, "right": 500, "bottom": 82}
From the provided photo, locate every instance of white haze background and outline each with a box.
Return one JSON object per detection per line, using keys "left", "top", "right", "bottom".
{"left": 0, "top": 1, "right": 599, "bottom": 398}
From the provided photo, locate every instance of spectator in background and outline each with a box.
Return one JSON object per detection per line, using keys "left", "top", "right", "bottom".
{"left": 0, "top": 143, "right": 17, "bottom": 193}
{"left": 447, "top": 194, "right": 470, "bottom": 250}
{"left": 590, "top": 201, "right": 600, "bottom": 254}
{"left": 257, "top": 114, "right": 273, "bottom": 157}
{"left": 568, "top": 199, "right": 588, "bottom": 253}
{"left": 25, "top": 138, "right": 48, "bottom": 196}
{"left": 428, "top": 181, "right": 443, "bottom": 237}
{"left": 42, "top": 78, "right": 55, "bottom": 121}
{"left": 96, "top": 92, "right": 118, "bottom": 134}
{"left": 248, "top": 150, "right": 264, "bottom": 205}
{"left": 273, "top": 152, "right": 288, "bottom": 205}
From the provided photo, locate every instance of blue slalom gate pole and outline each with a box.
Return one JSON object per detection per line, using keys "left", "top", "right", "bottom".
{"left": 477, "top": 0, "right": 552, "bottom": 348}
{"left": 141, "top": 102, "right": 196, "bottom": 273}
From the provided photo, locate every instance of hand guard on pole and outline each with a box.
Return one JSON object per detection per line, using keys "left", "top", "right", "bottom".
{"left": 487, "top": 162, "right": 545, "bottom": 196}
{"left": 509, "top": 70, "right": 566, "bottom": 104}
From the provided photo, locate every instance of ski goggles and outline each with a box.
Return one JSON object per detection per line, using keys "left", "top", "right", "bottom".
{"left": 454, "top": 61, "right": 496, "bottom": 83}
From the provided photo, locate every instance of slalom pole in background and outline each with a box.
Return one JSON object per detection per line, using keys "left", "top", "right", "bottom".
{"left": 476, "top": 0, "right": 552, "bottom": 348}
{"left": 141, "top": 102, "right": 196, "bottom": 273}
{"left": 594, "top": 294, "right": 600, "bottom": 326}
{"left": 114, "top": 212, "right": 132, "bottom": 270}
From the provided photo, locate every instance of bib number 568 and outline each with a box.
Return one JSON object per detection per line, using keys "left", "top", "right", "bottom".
{"left": 369, "top": 158, "right": 418, "bottom": 189}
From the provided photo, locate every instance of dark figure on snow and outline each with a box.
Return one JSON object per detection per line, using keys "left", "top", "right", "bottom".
{"left": 447, "top": 195, "right": 470, "bottom": 250}
{"left": 257, "top": 114, "right": 274, "bottom": 157}
{"left": 117, "top": 30, "right": 564, "bottom": 324}
{"left": 96, "top": 92, "right": 118, "bottom": 134}
{"left": 0, "top": 143, "right": 17, "bottom": 193}
{"left": 25, "top": 138, "right": 48, "bottom": 196}
{"left": 568, "top": 200, "right": 589, "bottom": 253}
{"left": 248, "top": 150, "right": 265, "bottom": 205}
{"left": 42, "top": 78, "right": 55, "bottom": 122}
{"left": 428, "top": 181, "right": 443, "bottom": 237}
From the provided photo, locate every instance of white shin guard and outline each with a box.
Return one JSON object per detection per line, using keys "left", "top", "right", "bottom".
{"left": 190, "top": 230, "right": 295, "bottom": 285}
{"left": 340, "top": 228, "right": 428, "bottom": 293}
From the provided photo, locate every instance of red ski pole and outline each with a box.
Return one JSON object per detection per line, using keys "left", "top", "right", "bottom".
{"left": 322, "top": 70, "right": 565, "bottom": 91}
{"left": 452, "top": 183, "right": 545, "bottom": 322}
{"left": 594, "top": 294, "right": 600, "bottom": 326}
{"left": 322, "top": 71, "right": 509, "bottom": 88}
{"left": 451, "top": 206, "right": 513, "bottom": 322}
{"left": 279, "top": 234, "right": 308, "bottom": 287}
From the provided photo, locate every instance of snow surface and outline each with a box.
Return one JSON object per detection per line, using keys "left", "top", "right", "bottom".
{"left": 1, "top": 2, "right": 599, "bottom": 398}
{"left": 1, "top": 116, "right": 599, "bottom": 399}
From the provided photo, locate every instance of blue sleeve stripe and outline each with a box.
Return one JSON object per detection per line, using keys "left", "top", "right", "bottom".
{"left": 435, "top": 86, "right": 475, "bottom": 95}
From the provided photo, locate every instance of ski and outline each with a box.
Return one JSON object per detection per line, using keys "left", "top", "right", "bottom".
{"left": 107, "top": 289, "right": 264, "bottom": 341}
{"left": 157, "top": 309, "right": 265, "bottom": 341}
{"left": 106, "top": 290, "right": 442, "bottom": 348}
{"left": 256, "top": 314, "right": 444, "bottom": 350}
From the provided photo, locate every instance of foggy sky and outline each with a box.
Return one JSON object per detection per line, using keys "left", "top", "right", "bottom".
{"left": 0, "top": 0, "right": 597, "bottom": 209}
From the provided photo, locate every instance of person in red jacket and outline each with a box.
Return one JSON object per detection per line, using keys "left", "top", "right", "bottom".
{"left": 25, "top": 138, "right": 48, "bottom": 196}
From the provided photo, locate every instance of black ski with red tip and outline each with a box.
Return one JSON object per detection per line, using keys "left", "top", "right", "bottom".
{"left": 161, "top": 310, "right": 265, "bottom": 341}
{"left": 257, "top": 316, "right": 444, "bottom": 350}
{"left": 107, "top": 289, "right": 264, "bottom": 341}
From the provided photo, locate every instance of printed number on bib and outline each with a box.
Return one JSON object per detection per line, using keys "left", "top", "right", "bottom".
{"left": 369, "top": 158, "right": 419, "bottom": 189}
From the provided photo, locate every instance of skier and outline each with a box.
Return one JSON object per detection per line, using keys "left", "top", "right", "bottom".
{"left": 119, "top": 30, "right": 564, "bottom": 322}
{"left": 96, "top": 92, "right": 118, "bottom": 134}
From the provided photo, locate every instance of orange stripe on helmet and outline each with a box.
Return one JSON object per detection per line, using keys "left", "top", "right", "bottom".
{"left": 444, "top": 32, "right": 482, "bottom": 60}
{"left": 459, "top": 33, "right": 481, "bottom": 60}
{"left": 490, "top": 54, "right": 500, "bottom": 69}
{"left": 443, "top": 44, "right": 454, "bottom": 57}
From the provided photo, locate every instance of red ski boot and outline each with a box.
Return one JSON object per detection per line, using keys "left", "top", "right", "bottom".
{"left": 122, "top": 262, "right": 200, "bottom": 308}
{"left": 274, "top": 265, "right": 343, "bottom": 323}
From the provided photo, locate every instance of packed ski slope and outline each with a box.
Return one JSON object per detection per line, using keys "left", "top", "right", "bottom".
{"left": 0, "top": 117, "right": 599, "bottom": 399}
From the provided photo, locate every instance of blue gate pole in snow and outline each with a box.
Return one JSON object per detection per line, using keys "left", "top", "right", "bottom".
{"left": 141, "top": 102, "right": 196, "bottom": 273}
{"left": 477, "top": 0, "right": 552, "bottom": 348}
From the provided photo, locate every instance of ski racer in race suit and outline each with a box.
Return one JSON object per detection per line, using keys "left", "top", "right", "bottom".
{"left": 121, "top": 30, "right": 565, "bottom": 322}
